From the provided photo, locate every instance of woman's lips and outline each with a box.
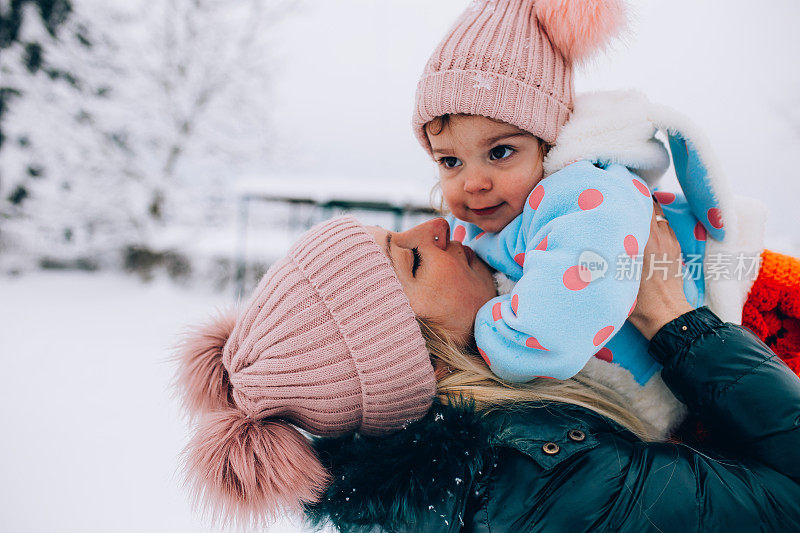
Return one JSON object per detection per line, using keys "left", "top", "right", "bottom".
{"left": 470, "top": 203, "right": 503, "bottom": 216}
{"left": 464, "top": 245, "right": 475, "bottom": 267}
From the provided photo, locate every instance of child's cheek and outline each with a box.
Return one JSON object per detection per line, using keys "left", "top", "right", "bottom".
{"left": 446, "top": 199, "right": 469, "bottom": 221}
{"left": 507, "top": 201, "right": 525, "bottom": 220}
{"left": 439, "top": 182, "right": 458, "bottom": 210}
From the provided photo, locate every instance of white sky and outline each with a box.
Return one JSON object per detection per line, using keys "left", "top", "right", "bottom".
{"left": 268, "top": 0, "right": 800, "bottom": 249}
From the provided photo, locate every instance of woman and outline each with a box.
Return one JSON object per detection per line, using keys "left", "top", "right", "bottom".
{"left": 175, "top": 207, "right": 800, "bottom": 531}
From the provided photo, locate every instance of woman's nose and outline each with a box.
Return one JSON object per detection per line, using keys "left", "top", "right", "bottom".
{"left": 428, "top": 217, "right": 450, "bottom": 250}
{"left": 397, "top": 218, "right": 449, "bottom": 250}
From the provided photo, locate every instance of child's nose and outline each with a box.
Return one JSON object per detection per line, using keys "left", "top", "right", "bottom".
{"left": 463, "top": 169, "right": 492, "bottom": 193}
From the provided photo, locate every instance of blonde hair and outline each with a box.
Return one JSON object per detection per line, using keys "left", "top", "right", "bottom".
{"left": 417, "top": 317, "right": 655, "bottom": 442}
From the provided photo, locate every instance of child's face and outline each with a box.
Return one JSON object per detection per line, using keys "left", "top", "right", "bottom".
{"left": 427, "top": 114, "right": 544, "bottom": 233}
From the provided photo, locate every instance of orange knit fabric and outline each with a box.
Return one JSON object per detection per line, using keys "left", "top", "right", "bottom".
{"left": 741, "top": 249, "right": 800, "bottom": 375}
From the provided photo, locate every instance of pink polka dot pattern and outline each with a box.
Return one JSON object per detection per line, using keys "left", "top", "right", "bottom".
{"left": 652, "top": 191, "right": 675, "bottom": 205}
{"left": 707, "top": 207, "right": 723, "bottom": 229}
{"left": 478, "top": 348, "right": 491, "bottom": 366}
{"left": 511, "top": 294, "right": 519, "bottom": 315}
{"left": 528, "top": 185, "right": 545, "bottom": 210}
{"left": 525, "top": 336, "right": 548, "bottom": 350}
{"left": 492, "top": 302, "right": 502, "bottom": 321}
{"left": 594, "top": 347, "right": 613, "bottom": 362}
{"left": 578, "top": 188, "right": 604, "bottom": 210}
{"left": 514, "top": 252, "right": 525, "bottom": 267}
{"left": 453, "top": 225, "right": 466, "bottom": 243}
{"left": 694, "top": 221, "right": 707, "bottom": 241}
{"left": 624, "top": 235, "right": 639, "bottom": 259}
{"left": 563, "top": 265, "right": 591, "bottom": 291}
{"left": 475, "top": 231, "right": 486, "bottom": 240}
{"left": 632, "top": 179, "right": 650, "bottom": 197}
{"left": 534, "top": 235, "right": 548, "bottom": 251}
{"left": 593, "top": 326, "right": 614, "bottom": 346}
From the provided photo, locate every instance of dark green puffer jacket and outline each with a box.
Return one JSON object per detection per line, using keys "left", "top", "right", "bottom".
{"left": 305, "top": 308, "right": 800, "bottom": 532}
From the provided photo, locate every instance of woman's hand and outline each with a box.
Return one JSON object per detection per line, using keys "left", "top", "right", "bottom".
{"left": 628, "top": 199, "right": 694, "bottom": 340}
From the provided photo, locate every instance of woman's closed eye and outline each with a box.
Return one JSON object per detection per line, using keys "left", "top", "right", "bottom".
{"left": 489, "top": 145, "right": 515, "bottom": 161}
{"left": 411, "top": 247, "right": 422, "bottom": 277}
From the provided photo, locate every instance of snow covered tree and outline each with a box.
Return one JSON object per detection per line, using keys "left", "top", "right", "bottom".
{"left": 0, "top": 0, "right": 84, "bottom": 268}
{"left": 0, "top": 0, "right": 74, "bottom": 145}
{"left": 0, "top": 0, "right": 293, "bottom": 274}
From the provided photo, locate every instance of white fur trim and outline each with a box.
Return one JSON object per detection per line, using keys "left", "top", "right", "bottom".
{"left": 493, "top": 271, "right": 516, "bottom": 295}
{"left": 703, "top": 196, "right": 767, "bottom": 324}
{"left": 543, "top": 90, "right": 671, "bottom": 185}
{"left": 580, "top": 358, "right": 686, "bottom": 440}
{"left": 545, "top": 90, "right": 740, "bottom": 244}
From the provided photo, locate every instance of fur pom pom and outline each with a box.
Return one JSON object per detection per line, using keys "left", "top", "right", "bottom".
{"left": 535, "top": 0, "right": 626, "bottom": 63}
{"left": 184, "top": 410, "right": 331, "bottom": 526}
{"left": 175, "top": 310, "right": 237, "bottom": 416}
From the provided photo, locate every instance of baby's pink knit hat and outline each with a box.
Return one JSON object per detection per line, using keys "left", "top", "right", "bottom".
{"left": 413, "top": 0, "right": 626, "bottom": 150}
{"left": 175, "top": 216, "right": 435, "bottom": 525}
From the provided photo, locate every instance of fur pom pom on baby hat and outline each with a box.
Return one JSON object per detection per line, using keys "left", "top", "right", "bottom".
{"left": 175, "top": 216, "right": 436, "bottom": 524}
{"left": 413, "top": 0, "right": 626, "bottom": 150}
{"left": 535, "top": 0, "right": 626, "bottom": 63}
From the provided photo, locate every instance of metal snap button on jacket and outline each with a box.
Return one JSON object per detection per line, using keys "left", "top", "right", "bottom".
{"left": 542, "top": 442, "right": 560, "bottom": 455}
{"left": 568, "top": 429, "right": 586, "bottom": 442}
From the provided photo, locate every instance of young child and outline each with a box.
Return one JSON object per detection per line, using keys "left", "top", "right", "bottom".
{"left": 411, "top": 0, "right": 775, "bottom": 433}
{"left": 425, "top": 113, "right": 667, "bottom": 385}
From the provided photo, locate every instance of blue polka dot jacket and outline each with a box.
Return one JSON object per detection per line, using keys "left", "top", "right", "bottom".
{"left": 451, "top": 161, "right": 708, "bottom": 386}
{"left": 448, "top": 90, "right": 760, "bottom": 391}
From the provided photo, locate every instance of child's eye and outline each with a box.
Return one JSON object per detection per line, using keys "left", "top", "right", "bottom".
{"left": 489, "top": 145, "right": 515, "bottom": 161}
{"left": 438, "top": 156, "right": 462, "bottom": 169}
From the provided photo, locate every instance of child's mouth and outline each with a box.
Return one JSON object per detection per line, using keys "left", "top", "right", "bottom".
{"left": 470, "top": 203, "right": 503, "bottom": 216}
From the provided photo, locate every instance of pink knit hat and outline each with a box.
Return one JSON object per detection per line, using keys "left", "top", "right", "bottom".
{"left": 412, "top": 0, "right": 626, "bottom": 150}
{"left": 175, "top": 216, "right": 435, "bottom": 524}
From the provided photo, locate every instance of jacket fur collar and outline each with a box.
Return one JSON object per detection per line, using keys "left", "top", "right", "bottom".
{"left": 304, "top": 400, "right": 618, "bottom": 532}
{"left": 305, "top": 401, "right": 492, "bottom": 532}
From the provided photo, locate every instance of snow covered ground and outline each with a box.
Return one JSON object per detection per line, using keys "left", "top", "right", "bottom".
{"left": 0, "top": 272, "right": 330, "bottom": 533}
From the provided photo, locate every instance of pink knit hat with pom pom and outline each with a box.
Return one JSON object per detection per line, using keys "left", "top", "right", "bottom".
{"left": 175, "top": 216, "right": 435, "bottom": 525}
{"left": 413, "top": 0, "right": 626, "bottom": 150}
